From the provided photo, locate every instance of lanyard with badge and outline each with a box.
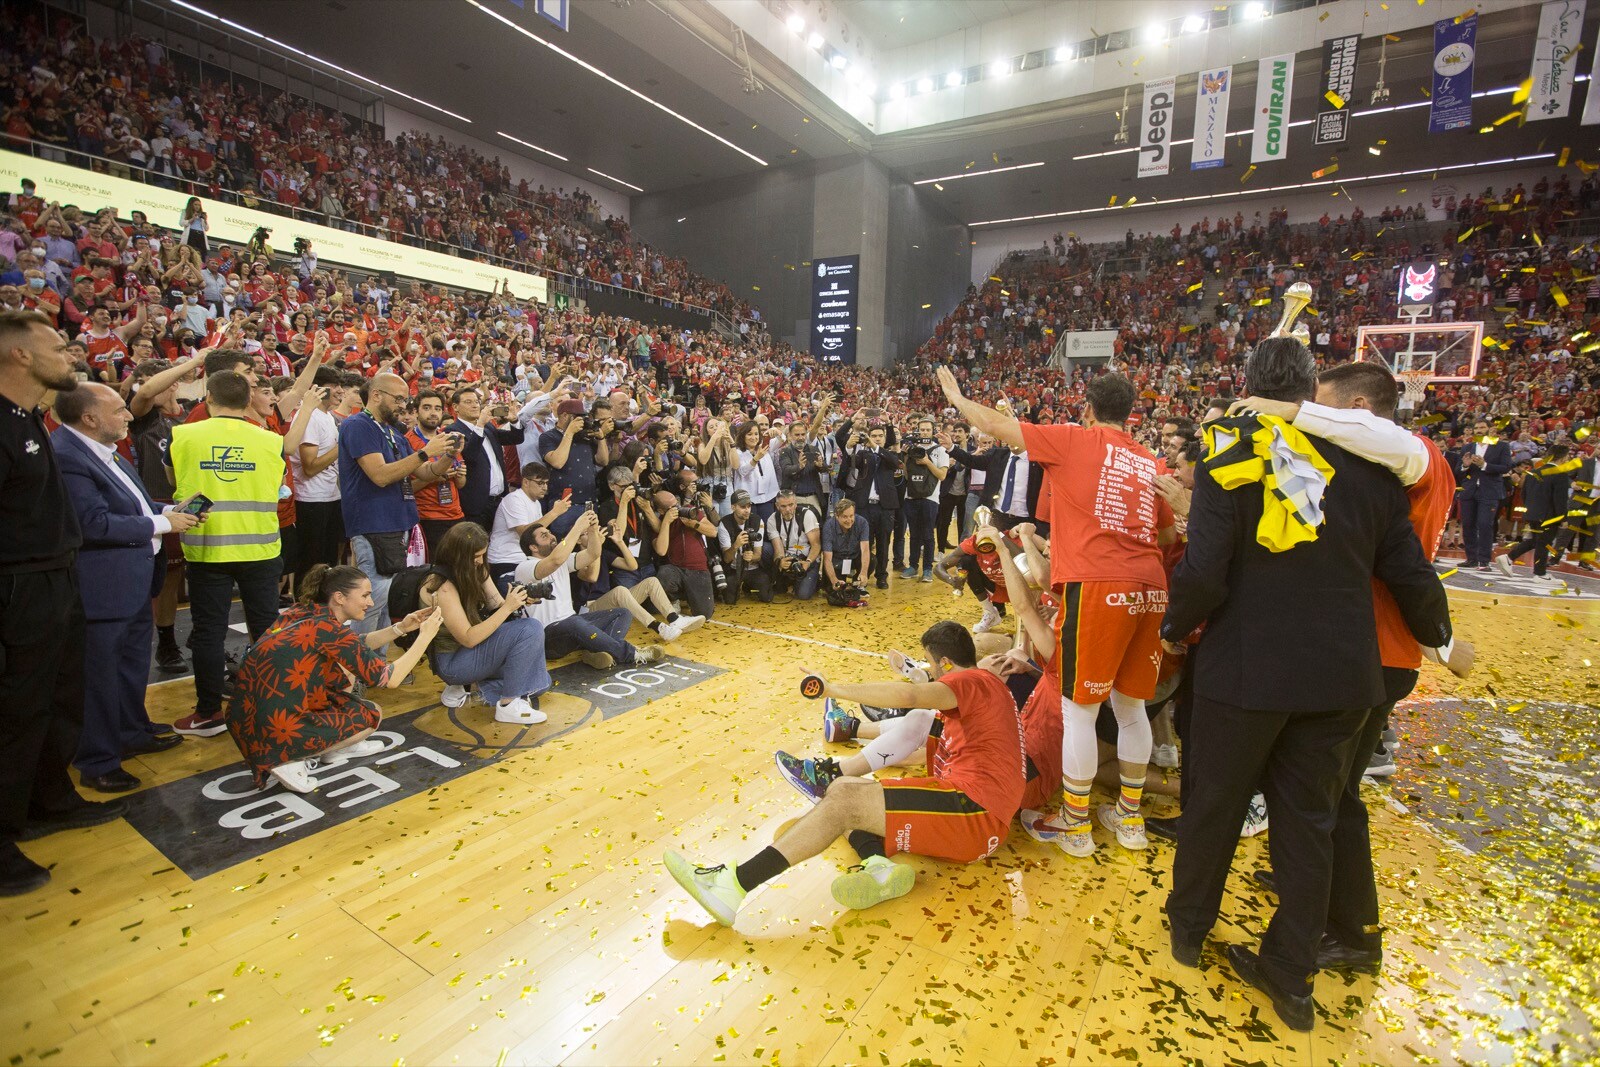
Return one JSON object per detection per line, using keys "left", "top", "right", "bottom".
{"left": 370, "top": 412, "right": 415, "bottom": 502}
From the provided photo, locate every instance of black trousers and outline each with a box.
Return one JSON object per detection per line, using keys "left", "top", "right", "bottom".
{"left": 187, "top": 556, "right": 282, "bottom": 717}
{"left": 0, "top": 567, "right": 86, "bottom": 837}
{"left": 295, "top": 499, "right": 345, "bottom": 580}
{"left": 935, "top": 492, "right": 966, "bottom": 551}
{"left": 862, "top": 503, "right": 897, "bottom": 581}
{"left": 1504, "top": 526, "right": 1556, "bottom": 575}
{"left": 1167, "top": 694, "right": 1371, "bottom": 995}
{"left": 420, "top": 518, "right": 462, "bottom": 561}
{"left": 1170, "top": 653, "right": 1197, "bottom": 808}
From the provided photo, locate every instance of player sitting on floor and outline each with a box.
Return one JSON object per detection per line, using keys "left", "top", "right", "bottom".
{"left": 662, "top": 621, "right": 1025, "bottom": 925}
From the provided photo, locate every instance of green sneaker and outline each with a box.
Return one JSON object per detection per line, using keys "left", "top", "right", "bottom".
{"left": 830, "top": 855, "right": 915, "bottom": 911}
{"left": 663, "top": 850, "right": 746, "bottom": 926}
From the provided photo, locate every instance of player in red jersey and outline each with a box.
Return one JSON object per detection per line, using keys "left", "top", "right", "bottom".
{"left": 938, "top": 367, "right": 1177, "bottom": 855}
{"left": 663, "top": 621, "right": 1024, "bottom": 926}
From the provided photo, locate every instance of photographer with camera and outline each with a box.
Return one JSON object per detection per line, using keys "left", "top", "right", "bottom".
{"left": 778, "top": 420, "right": 829, "bottom": 515}
{"left": 900, "top": 417, "right": 951, "bottom": 584}
{"left": 422, "top": 523, "right": 550, "bottom": 726}
{"left": 821, "top": 498, "right": 871, "bottom": 606}
{"left": 488, "top": 463, "right": 569, "bottom": 588}
{"left": 539, "top": 398, "right": 608, "bottom": 536}
{"left": 717, "top": 490, "right": 773, "bottom": 604}
{"left": 767, "top": 489, "right": 822, "bottom": 600}
{"left": 513, "top": 507, "right": 664, "bottom": 671}
{"left": 648, "top": 488, "right": 719, "bottom": 620}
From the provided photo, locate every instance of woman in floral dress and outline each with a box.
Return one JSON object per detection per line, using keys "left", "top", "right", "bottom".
{"left": 229, "top": 564, "right": 443, "bottom": 793}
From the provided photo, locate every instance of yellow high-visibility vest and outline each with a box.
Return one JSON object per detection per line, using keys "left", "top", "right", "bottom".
{"left": 170, "top": 416, "right": 286, "bottom": 563}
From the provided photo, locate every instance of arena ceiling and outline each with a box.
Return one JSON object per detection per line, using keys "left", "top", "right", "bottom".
{"left": 185, "top": 0, "right": 1590, "bottom": 228}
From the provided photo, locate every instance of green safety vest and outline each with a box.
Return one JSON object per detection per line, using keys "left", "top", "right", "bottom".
{"left": 170, "top": 415, "right": 286, "bottom": 563}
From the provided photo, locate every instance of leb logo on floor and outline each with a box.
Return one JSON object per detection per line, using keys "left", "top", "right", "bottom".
{"left": 123, "top": 657, "right": 721, "bottom": 878}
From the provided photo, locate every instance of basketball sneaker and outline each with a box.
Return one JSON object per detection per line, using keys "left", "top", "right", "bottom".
{"left": 823, "top": 699, "right": 859, "bottom": 742}
{"left": 774, "top": 751, "right": 842, "bottom": 803}
{"left": 1492, "top": 554, "right": 1515, "bottom": 578}
{"left": 1098, "top": 803, "right": 1149, "bottom": 850}
{"left": 973, "top": 601, "right": 1002, "bottom": 634}
{"left": 441, "top": 685, "right": 470, "bottom": 709}
{"left": 830, "top": 855, "right": 915, "bottom": 911}
{"left": 1151, "top": 743, "right": 1180, "bottom": 769}
{"left": 1240, "top": 793, "right": 1269, "bottom": 838}
{"left": 887, "top": 649, "right": 930, "bottom": 683}
{"left": 859, "top": 703, "right": 908, "bottom": 723}
{"left": 662, "top": 851, "right": 746, "bottom": 927}
{"left": 1021, "top": 808, "right": 1096, "bottom": 858}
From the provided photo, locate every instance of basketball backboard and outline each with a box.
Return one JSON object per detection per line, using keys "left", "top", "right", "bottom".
{"left": 1353, "top": 320, "right": 1482, "bottom": 383}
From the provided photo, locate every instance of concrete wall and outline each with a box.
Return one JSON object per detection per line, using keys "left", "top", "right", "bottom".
{"left": 885, "top": 181, "right": 972, "bottom": 365}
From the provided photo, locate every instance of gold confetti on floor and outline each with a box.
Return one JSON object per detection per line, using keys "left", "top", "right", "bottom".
{"left": 1, "top": 581, "right": 1595, "bottom": 1064}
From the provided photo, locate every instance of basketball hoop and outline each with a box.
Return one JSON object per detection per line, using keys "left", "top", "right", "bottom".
{"left": 1398, "top": 370, "right": 1433, "bottom": 410}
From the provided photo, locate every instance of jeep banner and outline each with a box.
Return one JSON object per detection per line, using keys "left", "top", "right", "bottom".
{"left": 1251, "top": 54, "right": 1295, "bottom": 164}
{"left": 1138, "top": 77, "right": 1176, "bottom": 178}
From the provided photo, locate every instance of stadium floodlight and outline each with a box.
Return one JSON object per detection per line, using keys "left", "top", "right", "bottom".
{"left": 1143, "top": 23, "right": 1167, "bottom": 43}
{"left": 1054, "top": 45, "right": 1073, "bottom": 62}
{"left": 890, "top": 82, "right": 907, "bottom": 100}
{"left": 916, "top": 77, "right": 934, "bottom": 93}
{"left": 990, "top": 59, "right": 1011, "bottom": 78}
{"left": 1244, "top": 2, "right": 1267, "bottom": 18}
{"left": 945, "top": 71, "right": 963, "bottom": 87}
{"left": 1182, "top": 14, "right": 1206, "bottom": 33}
{"left": 831, "top": 53, "right": 847, "bottom": 69}
{"left": 807, "top": 31, "right": 824, "bottom": 49}
{"left": 786, "top": 13, "right": 804, "bottom": 33}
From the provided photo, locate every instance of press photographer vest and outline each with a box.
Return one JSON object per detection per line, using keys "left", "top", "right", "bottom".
{"left": 170, "top": 416, "right": 286, "bottom": 563}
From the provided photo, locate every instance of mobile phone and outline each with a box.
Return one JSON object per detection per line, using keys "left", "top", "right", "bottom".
{"left": 562, "top": 487, "right": 573, "bottom": 501}
{"left": 585, "top": 500, "right": 595, "bottom": 513}
{"left": 177, "top": 493, "right": 213, "bottom": 516}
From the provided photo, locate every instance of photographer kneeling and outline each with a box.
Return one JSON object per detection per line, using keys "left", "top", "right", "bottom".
{"left": 717, "top": 490, "right": 773, "bottom": 604}
{"left": 423, "top": 523, "right": 551, "bottom": 726}
{"left": 821, "top": 498, "right": 871, "bottom": 607}
{"left": 767, "top": 489, "right": 822, "bottom": 600}
{"left": 515, "top": 508, "right": 665, "bottom": 670}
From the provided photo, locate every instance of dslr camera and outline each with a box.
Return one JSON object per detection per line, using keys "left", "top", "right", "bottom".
{"left": 906, "top": 436, "right": 936, "bottom": 461}
{"left": 517, "top": 578, "right": 556, "bottom": 602}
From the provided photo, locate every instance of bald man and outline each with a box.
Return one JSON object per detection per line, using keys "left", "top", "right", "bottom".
{"left": 338, "top": 372, "right": 458, "bottom": 632}
{"left": 52, "top": 384, "right": 201, "bottom": 791}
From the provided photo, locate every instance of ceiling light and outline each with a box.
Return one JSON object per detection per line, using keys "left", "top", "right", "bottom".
{"left": 497, "top": 131, "right": 568, "bottom": 161}
{"left": 990, "top": 59, "right": 1011, "bottom": 78}
{"left": 917, "top": 77, "right": 935, "bottom": 94}
{"left": 913, "top": 161, "right": 1045, "bottom": 185}
{"left": 1243, "top": 2, "right": 1267, "bottom": 19}
{"left": 676, "top": 216, "right": 687, "bottom": 222}
{"left": 1182, "top": 14, "right": 1206, "bottom": 32}
{"left": 587, "top": 167, "right": 643, "bottom": 193}
{"left": 945, "top": 71, "right": 963, "bottom": 88}
{"left": 808, "top": 31, "right": 824, "bottom": 49}
{"left": 1368, "top": 146, "right": 1382, "bottom": 155}
{"left": 167, "top": 0, "right": 470, "bottom": 122}
{"left": 1143, "top": 23, "right": 1167, "bottom": 43}
{"left": 890, "top": 82, "right": 907, "bottom": 100}
{"left": 785, "top": 13, "right": 805, "bottom": 33}
{"left": 465, "top": 0, "right": 767, "bottom": 166}
{"left": 830, "top": 53, "right": 847, "bottom": 70}
{"left": 1054, "top": 45, "right": 1072, "bottom": 62}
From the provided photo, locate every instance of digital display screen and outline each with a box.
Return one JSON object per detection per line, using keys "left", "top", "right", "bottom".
{"left": 810, "top": 255, "right": 859, "bottom": 364}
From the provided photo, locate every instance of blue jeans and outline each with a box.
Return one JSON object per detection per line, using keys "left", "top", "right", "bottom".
{"left": 777, "top": 559, "right": 821, "bottom": 600}
{"left": 350, "top": 534, "right": 396, "bottom": 635}
{"left": 543, "top": 607, "right": 635, "bottom": 663}
{"left": 433, "top": 617, "right": 550, "bottom": 705}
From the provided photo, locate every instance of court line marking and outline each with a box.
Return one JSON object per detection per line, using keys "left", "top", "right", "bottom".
{"left": 703, "top": 619, "right": 887, "bottom": 660}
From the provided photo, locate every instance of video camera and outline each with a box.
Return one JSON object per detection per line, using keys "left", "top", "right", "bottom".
{"left": 906, "top": 436, "right": 936, "bottom": 461}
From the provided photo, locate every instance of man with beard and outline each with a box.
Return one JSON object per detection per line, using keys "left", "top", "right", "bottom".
{"left": 405, "top": 388, "right": 467, "bottom": 559}
{"left": 0, "top": 310, "right": 114, "bottom": 896}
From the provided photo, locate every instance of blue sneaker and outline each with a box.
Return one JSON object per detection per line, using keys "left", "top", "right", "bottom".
{"left": 899, "top": 566, "right": 917, "bottom": 579}
{"left": 823, "top": 698, "right": 860, "bottom": 743}
{"left": 774, "top": 751, "right": 842, "bottom": 804}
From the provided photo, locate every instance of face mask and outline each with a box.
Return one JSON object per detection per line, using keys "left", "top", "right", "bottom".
{"left": 186, "top": 296, "right": 197, "bottom": 304}
{"left": 154, "top": 316, "right": 168, "bottom": 327}
{"left": 28, "top": 278, "right": 45, "bottom": 291}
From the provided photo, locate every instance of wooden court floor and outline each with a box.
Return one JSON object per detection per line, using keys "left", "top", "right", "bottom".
{"left": 3, "top": 576, "right": 1597, "bottom": 1066}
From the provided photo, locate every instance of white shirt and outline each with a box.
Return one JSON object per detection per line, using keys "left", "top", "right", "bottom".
{"left": 291, "top": 407, "right": 340, "bottom": 502}
{"left": 489, "top": 490, "right": 543, "bottom": 565}
{"left": 732, "top": 448, "right": 780, "bottom": 503}
{"left": 997, "top": 450, "right": 1031, "bottom": 517}
{"left": 66, "top": 426, "right": 170, "bottom": 554}
{"left": 766, "top": 507, "right": 818, "bottom": 557}
{"left": 513, "top": 553, "right": 576, "bottom": 626}
{"left": 459, "top": 422, "right": 506, "bottom": 497}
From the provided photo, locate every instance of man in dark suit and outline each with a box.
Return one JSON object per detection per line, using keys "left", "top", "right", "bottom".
{"left": 52, "top": 384, "right": 199, "bottom": 792}
{"left": 1456, "top": 417, "right": 1512, "bottom": 570}
{"left": 448, "top": 386, "right": 525, "bottom": 531}
{"left": 847, "top": 424, "right": 902, "bottom": 589}
{"left": 950, "top": 439, "right": 1041, "bottom": 530}
{"left": 1159, "top": 338, "right": 1453, "bottom": 1033}
{"left": 1497, "top": 442, "right": 1573, "bottom": 578}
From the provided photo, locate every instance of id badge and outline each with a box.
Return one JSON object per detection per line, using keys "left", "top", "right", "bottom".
{"left": 626, "top": 538, "right": 642, "bottom": 557}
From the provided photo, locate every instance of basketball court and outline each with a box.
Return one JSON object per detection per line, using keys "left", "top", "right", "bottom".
{"left": 4, "top": 579, "right": 1595, "bottom": 1066}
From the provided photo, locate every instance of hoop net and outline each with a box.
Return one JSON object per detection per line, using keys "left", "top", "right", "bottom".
{"left": 1398, "top": 371, "right": 1433, "bottom": 409}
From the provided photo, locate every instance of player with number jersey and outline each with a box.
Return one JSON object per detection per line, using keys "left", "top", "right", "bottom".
{"left": 663, "top": 621, "right": 1024, "bottom": 927}
{"left": 937, "top": 367, "right": 1177, "bottom": 854}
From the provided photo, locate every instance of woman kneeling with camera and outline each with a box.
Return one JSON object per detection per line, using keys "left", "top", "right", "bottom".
{"left": 229, "top": 564, "right": 445, "bottom": 794}
{"left": 423, "top": 523, "right": 552, "bottom": 726}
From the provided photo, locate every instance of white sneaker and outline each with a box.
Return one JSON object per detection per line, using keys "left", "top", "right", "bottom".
{"left": 318, "top": 739, "right": 387, "bottom": 766}
{"left": 441, "top": 685, "right": 470, "bottom": 709}
{"left": 657, "top": 621, "right": 684, "bottom": 643}
{"left": 1492, "top": 555, "right": 1514, "bottom": 578}
{"left": 270, "top": 759, "right": 319, "bottom": 793}
{"left": 1151, "top": 743, "right": 1180, "bottom": 769}
{"left": 1366, "top": 745, "right": 1398, "bottom": 777}
{"left": 1020, "top": 808, "right": 1096, "bottom": 858}
{"left": 677, "top": 615, "right": 706, "bottom": 634}
{"left": 633, "top": 644, "right": 665, "bottom": 664}
{"left": 495, "top": 697, "right": 548, "bottom": 725}
{"left": 973, "top": 601, "right": 1002, "bottom": 634}
{"left": 1240, "top": 793, "right": 1269, "bottom": 838}
{"left": 887, "top": 648, "right": 930, "bottom": 683}
{"left": 1097, "top": 802, "right": 1148, "bottom": 850}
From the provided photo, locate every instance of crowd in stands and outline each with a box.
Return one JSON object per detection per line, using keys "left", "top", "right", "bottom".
{"left": 0, "top": 3, "right": 761, "bottom": 322}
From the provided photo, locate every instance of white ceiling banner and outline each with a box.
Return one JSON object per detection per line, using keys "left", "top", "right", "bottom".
{"left": 1138, "top": 77, "right": 1176, "bottom": 178}
{"left": 1190, "top": 67, "right": 1231, "bottom": 171}
{"left": 1251, "top": 54, "right": 1295, "bottom": 164}
{"left": 1528, "top": 0, "right": 1586, "bottom": 121}
{"left": 1578, "top": 14, "right": 1600, "bottom": 123}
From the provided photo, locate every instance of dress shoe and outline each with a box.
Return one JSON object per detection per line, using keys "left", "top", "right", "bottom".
{"left": 147, "top": 721, "right": 177, "bottom": 736}
{"left": 124, "top": 733, "right": 182, "bottom": 756}
{"left": 1170, "top": 930, "right": 1202, "bottom": 968}
{"left": 1315, "top": 934, "right": 1383, "bottom": 971}
{"left": 155, "top": 645, "right": 187, "bottom": 672}
{"left": 1145, "top": 814, "right": 1181, "bottom": 842}
{"left": 81, "top": 768, "right": 141, "bottom": 793}
{"left": 0, "top": 843, "right": 50, "bottom": 897}
{"left": 17, "top": 799, "right": 128, "bottom": 841}
{"left": 1225, "top": 944, "right": 1316, "bottom": 1032}
{"left": 876, "top": 578, "right": 889, "bottom": 590}
{"left": 1251, "top": 868, "right": 1277, "bottom": 894}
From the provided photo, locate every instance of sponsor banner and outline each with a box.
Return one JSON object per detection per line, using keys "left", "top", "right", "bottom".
{"left": 1314, "top": 35, "right": 1360, "bottom": 145}
{"left": 1138, "top": 77, "right": 1176, "bottom": 178}
{"left": 810, "top": 255, "right": 859, "bottom": 363}
{"left": 1529, "top": 0, "right": 1587, "bottom": 120}
{"left": 1061, "top": 330, "right": 1117, "bottom": 362}
{"left": 1190, "top": 67, "right": 1232, "bottom": 171}
{"left": 1430, "top": 14, "right": 1477, "bottom": 133}
{"left": 0, "top": 149, "right": 548, "bottom": 300}
{"left": 1586, "top": 20, "right": 1600, "bottom": 124}
{"left": 1251, "top": 53, "right": 1296, "bottom": 164}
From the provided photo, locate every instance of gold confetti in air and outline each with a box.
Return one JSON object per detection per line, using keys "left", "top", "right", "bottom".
{"left": 1552, "top": 285, "right": 1570, "bottom": 308}
{"left": 1324, "top": 90, "right": 1345, "bottom": 109}
{"left": 1187, "top": 281, "right": 1205, "bottom": 294}
{"left": 1241, "top": 164, "right": 1257, "bottom": 184}
{"left": 1311, "top": 163, "right": 1339, "bottom": 179}
{"left": 1513, "top": 78, "right": 1533, "bottom": 105}
{"left": 1454, "top": 7, "right": 1476, "bottom": 22}
{"left": 1319, "top": 8, "right": 1330, "bottom": 19}
{"left": 1559, "top": 146, "right": 1571, "bottom": 167}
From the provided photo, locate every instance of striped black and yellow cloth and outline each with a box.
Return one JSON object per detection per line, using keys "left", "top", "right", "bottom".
{"left": 1201, "top": 414, "right": 1335, "bottom": 552}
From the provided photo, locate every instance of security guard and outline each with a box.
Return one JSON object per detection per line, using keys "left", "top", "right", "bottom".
{"left": 168, "top": 368, "right": 287, "bottom": 737}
